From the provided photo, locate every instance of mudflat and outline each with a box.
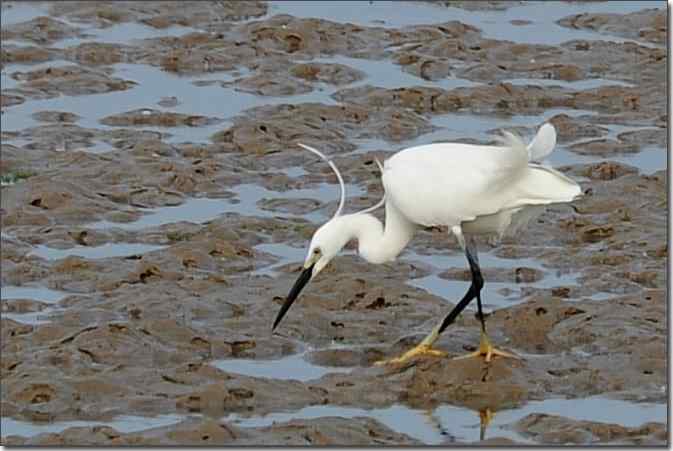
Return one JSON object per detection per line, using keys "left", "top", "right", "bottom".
{"left": 1, "top": 0, "right": 667, "bottom": 445}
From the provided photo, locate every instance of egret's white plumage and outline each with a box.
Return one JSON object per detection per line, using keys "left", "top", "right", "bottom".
{"left": 274, "top": 123, "right": 582, "bottom": 363}
{"left": 526, "top": 122, "right": 557, "bottom": 161}
{"left": 381, "top": 127, "right": 579, "bottom": 230}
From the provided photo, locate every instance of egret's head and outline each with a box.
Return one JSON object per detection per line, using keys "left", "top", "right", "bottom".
{"left": 271, "top": 212, "right": 350, "bottom": 331}
{"left": 272, "top": 144, "right": 385, "bottom": 332}
{"left": 306, "top": 217, "right": 350, "bottom": 275}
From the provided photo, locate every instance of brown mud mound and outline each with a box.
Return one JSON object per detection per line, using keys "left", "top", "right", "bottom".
{"left": 1, "top": 16, "right": 86, "bottom": 45}
{"left": 7, "top": 65, "right": 137, "bottom": 99}
{"left": 212, "top": 103, "right": 432, "bottom": 154}
{"left": 47, "top": 1, "right": 268, "bottom": 29}
{"left": 513, "top": 413, "right": 666, "bottom": 445}
{"left": 100, "top": 109, "right": 222, "bottom": 128}
{"left": 558, "top": 8, "right": 666, "bottom": 45}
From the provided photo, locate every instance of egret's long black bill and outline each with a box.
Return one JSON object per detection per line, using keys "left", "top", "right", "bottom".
{"left": 272, "top": 264, "right": 314, "bottom": 331}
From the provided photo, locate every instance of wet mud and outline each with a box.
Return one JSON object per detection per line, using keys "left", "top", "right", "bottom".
{"left": 1, "top": 0, "right": 667, "bottom": 446}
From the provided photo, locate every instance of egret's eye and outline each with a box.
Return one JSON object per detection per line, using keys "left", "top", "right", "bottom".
{"left": 313, "top": 248, "right": 321, "bottom": 256}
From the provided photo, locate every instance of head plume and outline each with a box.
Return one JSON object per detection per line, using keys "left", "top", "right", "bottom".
{"left": 297, "top": 143, "right": 346, "bottom": 219}
{"left": 297, "top": 144, "right": 386, "bottom": 217}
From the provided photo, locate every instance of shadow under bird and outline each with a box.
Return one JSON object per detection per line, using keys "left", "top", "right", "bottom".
{"left": 273, "top": 124, "right": 581, "bottom": 365}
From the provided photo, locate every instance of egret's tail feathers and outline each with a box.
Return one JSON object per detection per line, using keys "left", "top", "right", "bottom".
{"left": 495, "top": 130, "right": 529, "bottom": 168}
{"left": 495, "top": 130, "right": 527, "bottom": 151}
{"left": 527, "top": 123, "right": 557, "bottom": 162}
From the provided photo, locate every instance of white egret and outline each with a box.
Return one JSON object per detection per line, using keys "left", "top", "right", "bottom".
{"left": 273, "top": 123, "right": 581, "bottom": 364}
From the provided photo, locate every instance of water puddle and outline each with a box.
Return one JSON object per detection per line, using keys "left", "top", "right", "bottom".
{"left": 28, "top": 242, "right": 165, "bottom": 261}
{"left": 554, "top": 123, "right": 666, "bottom": 174}
{"left": 1, "top": 60, "right": 328, "bottom": 146}
{"left": 88, "top": 182, "right": 365, "bottom": 231}
{"left": 224, "top": 396, "right": 666, "bottom": 444}
{"left": 1, "top": 285, "right": 71, "bottom": 325}
{"left": 212, "top": 351, "right": 352, "bottom": 382}
{"left": 499, "top": 397, "right": 666, "bottom": 429}
{"left": 268, "top": 1, "right": 664, "bottom": 47}
{"left": 350, "top": 109, "right": 664, "bottom": 176}
{"left": 1, "top": 285, "right": 69, "bottom": 303}
{"left": 502, "top": 78, "right": 635, "bottom": 90}
{"left": 225, "top": 404, "right": 453, "bottom": 444}
{"left": 404, "top": 249, "right": 577, "bottom": 310}
{"left": 554, "top": 146, "right": 665, "bottom": 176}
{"left": 451, "top": 1, "right": 664, "bottom": 47}
{"left": 282, "top": 166, "right": 308, "bottom": 178}
{"left": 268, "top": 1, "right": 459, "bottom": 29}
{"left": 252, "top": 242, "right": 307, "bottom": 276}
{"left": 0, "top": 414, "right": 190, "bottom": 439}
{"left": 52, "top": 22, "right": 198, "bottom": 48}
{"left": 0, "top": 1, "right": 49, "bottom": 26}
{"left": 348, "top": 108, "right": 597, "bottom": 154}
{"left": 1, "top": 311, "right": 52, "bottom": 325}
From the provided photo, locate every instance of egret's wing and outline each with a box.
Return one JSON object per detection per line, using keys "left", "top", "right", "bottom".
{"left": 527, "top": 123, "right": 557, "bottom": 162}
{"left": 382, "top": 139, "right": 529, "bottom": 227}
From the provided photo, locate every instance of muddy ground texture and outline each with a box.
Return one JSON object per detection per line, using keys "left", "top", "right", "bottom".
{"left": 1, "top": 1, "right": 668, "bottom": 446}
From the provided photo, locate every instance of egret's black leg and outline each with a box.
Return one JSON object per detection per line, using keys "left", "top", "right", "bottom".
{"left": 466, "top": 237, "right": 488, "bottom": 334}
{"left": 438, "top": 236, "right": 483, "bottom": 335}
{"left": 450, "top": 235, "right": 519, "bottom": 362}
{"left": 374, "top": 229, "right": 481, "bottom": 365}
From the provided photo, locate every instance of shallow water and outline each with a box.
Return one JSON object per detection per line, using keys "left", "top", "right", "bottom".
{"left": 52, "top": 22, "right": 198, "bottom": 49}
{"left": 402, "top": 249, "right": 579, "bottom": 309}
{"left": 87, "top": 182, "right": 366, "bottom": 231}
{"left": 1, "top": 310, "right": 52, "bottom": 325}
{"left": 28, "top": 242, "right": 166, "bottom": 260}
{"left": 0, "top": 1, "right": 48, "bottom": 26}
{"left": 1, "top": 285, "right": 70, "bottom": 325}
{"left": 269, "top": 1, "right": 664, "bottom": 46}
{"left": 212, "top": 351, "right": 352, "bottom": 382}
{"left": 252, "top": 242, "right": 307, "bottom": 276}
{"left": 224, "top": 396, "right": 666, "bottom": 444}
{"left": 502, "top": 77, "right": 635, "bottom": 90}
{"left": 1, "top": 285, "right": 69, "bottom": 303}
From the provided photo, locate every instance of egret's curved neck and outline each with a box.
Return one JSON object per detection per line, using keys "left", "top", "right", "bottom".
{"left": 340, "top": 201, "right": 416, "bottom": 264}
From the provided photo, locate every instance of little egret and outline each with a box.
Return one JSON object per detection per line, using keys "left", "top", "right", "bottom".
{"left": 273, "top": 124, "right": 581, "bottom": 364}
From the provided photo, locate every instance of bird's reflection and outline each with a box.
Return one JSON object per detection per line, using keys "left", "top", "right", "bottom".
{"left": 418, "top": 405, "right": 499, "bottom": 443}
{"left": 479, "top": 408, "right": 495, "bottom": 442}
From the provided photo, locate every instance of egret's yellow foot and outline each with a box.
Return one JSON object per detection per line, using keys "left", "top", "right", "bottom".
{"left": 374, "top": 343, "right": 447, "bottom": 366}
{"left": 454, "top": 331, "right": 519, "bottom": 363}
